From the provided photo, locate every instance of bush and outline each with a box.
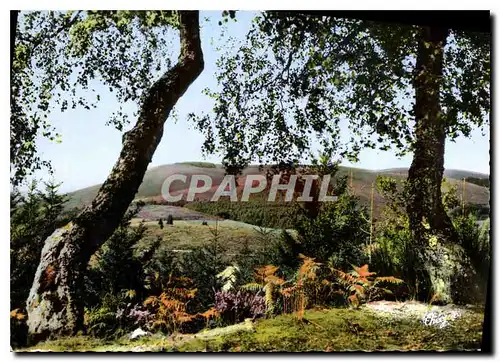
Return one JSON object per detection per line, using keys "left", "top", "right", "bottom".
{"left": 371, "top": 176, "right": 431, "bottom": 300}
{"left": 85, "top": 209, "right": 150, "bottom": 309}
{"left": 84, "top": 207, "right": 177, "bottom": 337}
{"left": 453, "top": 214, "right": 490, "bottom": 302}
{"left": 10, "top": 309, "right": 28, "bottom": 349}
{"left": 174, "top": 222, "right": 228, "bottom": 310}
{"left": 143, "top": 276, "right": 199, "bottom": 334}
{"left": 214, "top": 291, "right": 266, "bottom": 325}
{"left": 11, "top": 181, "right": 69, "bottom": 310}
{"left": 330, "top": 264, "right": 404, "bottom": 308}
{"left": 85, "top": 295, "right": 126, "bottom": 339}
{"left": 450, "top": 203, "right": 490, "bottom": 220}
{"left": 292, "top": 192, "right": 369, "bottom": 269}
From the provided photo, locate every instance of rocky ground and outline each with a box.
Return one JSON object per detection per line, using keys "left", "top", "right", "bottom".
{"left": 362, "top": 300, "right": 478, "bottom": 328}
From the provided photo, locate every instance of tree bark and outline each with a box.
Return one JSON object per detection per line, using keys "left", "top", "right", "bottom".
{"left": 26, "top": 11, "right": 204, "bottom": 342}
{"left": 406, "top": 26, "right": 460, "bottom": 302}
{"left": 407, "top": 26, "right": 457, "bottom": 245}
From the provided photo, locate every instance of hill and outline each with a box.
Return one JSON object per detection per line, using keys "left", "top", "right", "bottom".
{"left": 63, "top": 163, "right": 490, "bottom": 224}
{"left": 380, "top": 167, "right": 489, "bottom": 180}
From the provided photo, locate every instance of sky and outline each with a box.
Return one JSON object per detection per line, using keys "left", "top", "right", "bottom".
{"left": 32, "top": 11, "right": 490, "bottom": 193}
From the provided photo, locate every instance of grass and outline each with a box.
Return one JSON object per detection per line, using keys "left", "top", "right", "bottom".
{"left": 177, "top": 308, "right": 484, "bottom": 352}
{"left": 19, "top": 307, "right": 484, "bottom": 352}
{"left": 132, "top": 220, "right": 278, "bottom": 254}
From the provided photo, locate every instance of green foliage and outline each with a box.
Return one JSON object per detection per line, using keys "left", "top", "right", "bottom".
{"left": 374, "top": 174, "right": 478, "bottom": 302}
{"left": 454, "top": 215, "right": 490, "bottom": 287}
{"left": 450, "top": 202, "right": 490, "bottom": 220}
{"left": 263, "top": 230, "right": 303, "bottom": 277}
{"left": 330, "top": 264, "right": 403, "bottom": 308}
{"left": 371, "top": 176, "right": 426, "bottom": 299}
{"left": 11, "top": 10, "right": 179, "bottom": 185}
{"left": 294, "top": 192, "right": 369, "bottom": 268}
{"left": 259, "top": 165, "right": 369, "bottom": 277}
{"left": 10, "top": 180, "right": 69, "bottom": 309}
{"left": 86, "top": 209, "right": 150, "bottom": 307}
{"left": 85, "top": 293, "right": 128, "bottom": 338}
{"left": 371, "top": 217, "right": 413, "bottom": 283}
{"left": 465, "top": 177, "right": 489, "bottom": 189}
{"left": 441, "top": 178, "right": 461, "bottom": 212}
{"left": 190, "top": 13, "right": 489, "bottom": 169}
{"left": 186, "top": 197, "right": 300, "bottom": 229}
{"left": 174, "top": 221, "right": 228, "bottom": 310}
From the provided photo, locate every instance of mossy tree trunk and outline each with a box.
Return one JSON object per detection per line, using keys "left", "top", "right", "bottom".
{"left": 406, "top": 26, "right": 460, "bottom": 303}
{"left": 26, "top": 11, "right": 204, "bottom": 342}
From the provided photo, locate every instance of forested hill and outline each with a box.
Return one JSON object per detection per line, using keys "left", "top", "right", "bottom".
{"left": 63, "top": 163, "right": 490, "bottom": 217}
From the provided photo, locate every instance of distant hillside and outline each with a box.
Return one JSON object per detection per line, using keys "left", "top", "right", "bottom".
{"left": 64, "top": 163, "right": 490, "bottom": 218}
{"left": 379, "top": 168, "right": 489, "bottom": 180}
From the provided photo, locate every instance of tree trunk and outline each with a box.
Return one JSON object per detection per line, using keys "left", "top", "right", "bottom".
{"left": 26, "top": 11, "right": 204, "bottom": 342}
{"left": 407, "top": 26, "right": 457, "bottom": 246}
{"left": 406, "top": 26, "right": 460, "bottom": 303}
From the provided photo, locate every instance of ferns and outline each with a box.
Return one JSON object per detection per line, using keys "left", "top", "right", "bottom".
{"left": 374, "top": 276, "right": 404, "bottom": 285}
{"left": 240, "top": 265, "right": 286, "bottom": 315}
{"left": 331, "top": 264, "right": 403, "bottom": 308}
{"left": 241, "top": 257, "right": 404, "bottom": 319}
{"left": 144, "top": 276, "right": 198, "bottom": 333}
{"left": 297, "top": 254, "right": 322, "bottom": 281}
{"left": 217, "top": 265, "right": 240, "bottom": 292}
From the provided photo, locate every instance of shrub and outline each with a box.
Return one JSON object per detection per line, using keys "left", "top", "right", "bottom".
{"left": 453, "top": 214, "right": 490, "bottom": 302}
{"left": 144, "top": 276, "right": 198, "bottom": 334}
{"left": 85, "top": 209, "right": 150, "bottom": 308}
{"left": 10, "top": 309, "right": 28, "bottom": 349}
{"left": 242, "top": 265, "right": 286, "bottom": 315}
{"left": 371, "top": 176, "right": 431, "bottom": 300}
{"left": 214, "top": 291, "right": 266, "bottom": 324}
{"left": 11, "top": 181, "right": 69, "bottom": 310}
{"left": 128, "top": 304, "right": 153, "bottom": 329}
{"left": 279, "top": 254, "right": 328, "bottom": 318}
{"left": 85, "top": 292, "right": 136, "bottom": 339}
{"left": 330, "top": 264, "right": 404, "bottom": 308}
{"left": 292, "top": 192, "right": 369, "bottom": 269}
{"left": 174, "top": 221, "right": 228, "bottom": 310}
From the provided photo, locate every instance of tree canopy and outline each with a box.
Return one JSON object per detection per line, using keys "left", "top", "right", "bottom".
{"left": 190, "top": 12, "right": 489, "bottom": 171}
{"left": 11, "top": 10, "right": 181, "bottom": 186}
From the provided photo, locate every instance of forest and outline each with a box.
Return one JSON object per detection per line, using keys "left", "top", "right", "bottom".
{"left": 10, "top": 10, "right": 490, "bottom": 352}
